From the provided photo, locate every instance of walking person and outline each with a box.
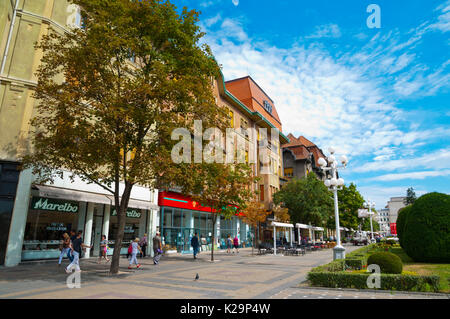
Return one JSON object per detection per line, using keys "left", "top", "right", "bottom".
{"left": 226, "top": 234, "right": 232, "bottom": 253}
{"left": 128, "top": 238, "right": 142, "bottom": 269}
{"left": 191, "top": 232, "right": 200, "bottom": 259}
{"left": 65, "top": 230, "right": 92, "bottom": 273}
{"left": 139, "top": 234, "right": 148, "bottom": 258}
{"left": 58, "top": 233, "right": 71, "bottom": 266}
{"left": 153, "top": 231, "right": 162, "bottom": 265}
{"left": 97, "top": 235, "right": 110, "bottom": 264}
{"left": 233, "top": 235, "right": 239, "bottom": 254}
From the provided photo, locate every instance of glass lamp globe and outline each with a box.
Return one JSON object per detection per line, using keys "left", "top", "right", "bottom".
{"left": 328, "top": 146, "right": 335, "bottom": 154}
{"left": 340, "top": 155, "right": 348, "bottom": 165}
{"left": 337, "top": 178, "right": 344, "bottom": 186}
{"left": 328, "top": 155, "right": 336, "bottom": 163}
{"left": 330, "top": 178, "right": 337, "bottom": 186}
{"left": 318, "top": 157, "right": 327, "bottom": 167}
{"left": 324, "top": 179, "right": 331, "bottom": 187}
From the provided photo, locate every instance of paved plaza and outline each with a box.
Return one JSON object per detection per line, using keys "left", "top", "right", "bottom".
{"left": 0, "top": 245, "right": 448, "bottom": 299}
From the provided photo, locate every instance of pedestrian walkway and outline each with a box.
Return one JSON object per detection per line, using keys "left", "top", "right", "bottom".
{"left": 0, "top": 245, "right": 447, "bottom": 299}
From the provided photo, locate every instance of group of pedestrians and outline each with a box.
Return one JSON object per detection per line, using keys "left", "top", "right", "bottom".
{"left": 189, "top": 233, "right": 240, "bottom": 259}
{"left": 226, "top": 234, "right": 240, "bottom": 254}
{"left": 58, "top": 230, "right": 92, "bottom": 273}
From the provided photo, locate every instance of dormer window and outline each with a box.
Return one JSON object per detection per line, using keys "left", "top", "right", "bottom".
{"left": 263, "top": 100, "right": 272, "bottom": 114}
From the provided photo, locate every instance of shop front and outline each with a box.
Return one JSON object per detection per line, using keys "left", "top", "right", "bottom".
{"left": 17, "top": 179, "right": 160, "bottom": 262}
{"left": 159, "top": 191, "right": 251, "bottom": 253}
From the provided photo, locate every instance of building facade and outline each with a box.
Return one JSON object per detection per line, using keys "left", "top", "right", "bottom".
{"left": 281, "top": 134, "right": 327, "bottom": 185}
{"left": 386, "top": 196, "right": 406, "bottom": 236}
{"left": 0, "top": 1, "right": 160, "bottom": 266}
{"left": 376, "top": 208, "right": 390, "bottom": 236}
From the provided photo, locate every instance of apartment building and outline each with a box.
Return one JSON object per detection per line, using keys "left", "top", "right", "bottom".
{"left": 0, "top": 0, "right": 159, "bottom": 267}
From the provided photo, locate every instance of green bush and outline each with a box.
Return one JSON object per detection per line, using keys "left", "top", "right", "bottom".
{"left": 345, "top": 258, "right": 365, "bottom": 270}
{"left": 310, "top": 259, "right": 345, "bottom": 272}
{"left": 307, "top": 272, "right": 440, "bottom": 292}
{"left": 396, "top": 205, "right": 412, "bottom": 248}
{"left": 367, "top": 252, "right": 403, "bottom": 274}
{"left": 402, "top": 192, "right": 450, "bottom": 262}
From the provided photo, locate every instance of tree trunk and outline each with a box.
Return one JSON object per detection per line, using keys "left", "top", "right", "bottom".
{"left": 109, "top": 182, "right": 133, "bottom": 274}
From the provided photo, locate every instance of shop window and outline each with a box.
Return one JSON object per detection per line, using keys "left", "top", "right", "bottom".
{"left": 173, "top": 209, "right": 182, "bottom": 228}
{"left": 22, "top": 197, "right": 83, "bottom": 260}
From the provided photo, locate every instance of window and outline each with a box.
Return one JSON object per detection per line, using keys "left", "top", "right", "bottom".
{"left": 284, "top": 167, "right": 293, "bottom": 177}
{"left": 229, "top": 110, "right": 234, "bottom": 128}
{"left": 259, "top": 185, "right": 265, "bottom": 201}
{"left": 263, "top": 100, "right": 272, "bottom": 114}
{"left": 245, "top": 150, "right": 249, "bottom": 163}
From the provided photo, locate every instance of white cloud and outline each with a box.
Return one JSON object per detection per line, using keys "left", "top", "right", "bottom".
{"left": 354, "top": 148, "right": 450, "bottom": 173}
{"left": 358, "top": 186, "right": 427, "bottom": 209}
{"left": 370, "top": 170, "right": 450, "bottom": 181}
{"left": 305, "top": 24, "right": 341, "bottom": 39}
{"left": 429, "top": 1, "right": 450, "bottom": 32}
{"left": 232, "top": 0, "right": 239, "bottom": 6}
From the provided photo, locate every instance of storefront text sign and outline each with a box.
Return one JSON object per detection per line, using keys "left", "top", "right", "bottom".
{"left": 111, "top": 208, "right": 142, "bottom": 218}
{"left": 31, "top": 197, "right": 79, "bottom": 213}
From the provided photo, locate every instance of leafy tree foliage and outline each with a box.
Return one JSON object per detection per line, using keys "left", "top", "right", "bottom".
{"left": 336, "top": 183, "right": 365, "bottom": 230}
{"left": 23, "top": 0, "right": 226, "bottom": 274}
{"left": 273, "top": 172, "right": 333, "bottom": 227}
{"left": 404, "top": 187, "right": 417, "bottom": 205}
{"left": 187, "top": 163, "right": 256, "bottom": 261}
{"left": 240, "top": 198, "right": 271, "bottom": 254}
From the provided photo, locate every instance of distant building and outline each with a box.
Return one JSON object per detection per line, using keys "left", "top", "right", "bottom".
{"left": 376, "top": 208, "right": 390, "bottom": 235}
{"left": 281, "top": 134, "right": 327, "bottom": 185}
{"left": 386, "top": 197, "right": 406, "bottom": 235}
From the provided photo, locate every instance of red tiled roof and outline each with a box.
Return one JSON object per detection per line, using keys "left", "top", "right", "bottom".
{"left": 225, "top": 76, "right": 282, "bottom": 131}
{"left": 282, "top": 134, "right": 326, "bottom": 166}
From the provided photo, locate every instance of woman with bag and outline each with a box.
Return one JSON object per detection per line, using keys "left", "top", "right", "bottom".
{"left": 128, "top": 238, "right": 142, "bottom": 269}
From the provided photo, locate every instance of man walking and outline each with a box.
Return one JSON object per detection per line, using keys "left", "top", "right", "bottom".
{"left": 153, "top": 231, "right": 162, "bottom": 265}
{"left": 139, "top": 234, "right": 148, "bottom": 258}
{"left": 191, "top": 232, "right": 200, "bottom": 259}
{"left": 65, "top": 230, "right": 92, "bottom": 273}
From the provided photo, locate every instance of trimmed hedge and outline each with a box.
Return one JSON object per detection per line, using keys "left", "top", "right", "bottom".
{"left": 345, "top": 258, "right": 365, "bottom": 270}
{"left": 310, "top": 259, "right": 345, "bottom": 272}
{"left": 367, "top": 252, "right": 403, "bottom": 274}
{"left": 396, "top": 205, "right": 412, "bottom": 248}
{"left": 402, "top": 192, "right": 450, "bottom": 262}
{"left": 307, "top": 272, "right": 440, "bottom": 292}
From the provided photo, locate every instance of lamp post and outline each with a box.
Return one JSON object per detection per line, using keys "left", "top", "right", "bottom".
{"left": 318, "top": 147, "right": 348, "bottom": 260}
{"left": 366, "top": 200, "right": 375, "bottom": 243}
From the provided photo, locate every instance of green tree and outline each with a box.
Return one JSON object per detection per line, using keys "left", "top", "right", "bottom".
{"left": 404, "top": 187, "right": 417, "bottom": 205}
{"left": 240, "top": 197, "right": 271, "bottom": 255}
{"left": 273, "top": 172, "right": 333, "bottom": 227}
{"left": 335, "top": 183, "right": 365, "bottom": 230}
{"left": 187, "top": 163, "right": 256, "bottom": 261}
{"left": 23, "top": 0, "right": 225, "bottom": 274}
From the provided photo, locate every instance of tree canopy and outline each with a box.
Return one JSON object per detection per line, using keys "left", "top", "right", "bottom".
{"left": 24, "top": 0, "right": 226, "bottom": 273}
{"left": 273, "top": 173, "right": 333, "bottom": 227}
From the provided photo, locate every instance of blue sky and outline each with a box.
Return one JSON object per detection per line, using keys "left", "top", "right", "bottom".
{"left": 171, "top": 0, "right": 450, "bottom": 209}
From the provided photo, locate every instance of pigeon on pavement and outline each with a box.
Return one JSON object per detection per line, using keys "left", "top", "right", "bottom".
{"left": 194, "top": 273, "right": 199, "bottom": 281}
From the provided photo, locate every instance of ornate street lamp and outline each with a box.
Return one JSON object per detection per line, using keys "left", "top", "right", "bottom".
{"left": 365, "top": 200, "right": 376, "bottom": 243}
{"left": 318, "top": 147, "right": 348, "bottom": 260}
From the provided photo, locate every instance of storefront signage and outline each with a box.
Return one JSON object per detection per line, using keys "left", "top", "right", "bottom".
{"left": 46, "top": 223, "right": 68, "bottom": 231}
{"left": 111, "top": 208, "right": 142, "bottom": 219}
{"left": 31, "top": 197, "right": 79, "bottom": 213}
